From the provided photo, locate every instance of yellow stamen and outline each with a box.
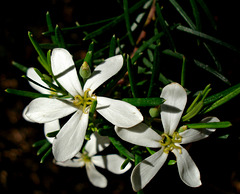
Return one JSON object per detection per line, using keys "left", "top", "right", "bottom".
{"left": 160, "top": 132, "right": 182, "bottom": 154}
{"left": 73, "top": 89, "right": 97, "bottom": 114}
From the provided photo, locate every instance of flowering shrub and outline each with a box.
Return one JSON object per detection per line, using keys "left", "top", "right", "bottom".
{"left": 5, "top": 0, "right": 240, "bottom": 193}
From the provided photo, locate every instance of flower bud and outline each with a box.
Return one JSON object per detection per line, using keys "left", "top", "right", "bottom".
{"left": 80, "top": 61, "right": 91, "bottom": 79}
{"left": 149, "top": 107, "right": 160, "bottom": 118}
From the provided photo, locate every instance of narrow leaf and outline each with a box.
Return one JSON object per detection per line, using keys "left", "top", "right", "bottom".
{"left": 148, "top": 44, "right": 161, "bottom": 97}
{"left": 109, "top": 136, "right": 134, "bottom": 161}
{"left": 5, "top": 88, "right": 53, "bottom": 98}
{"left": 12, "top": 61, "right": 28, "bottom": 73}
{"left": 40, "top": 148, "right": 52, "bottom": 163}
{"left": 204, "top": 86, "right": 240, "bottom": 113}
{"left": 55, "top": 25, "right": 66, "bottom": 48}
{"left": 109, "top": 35, "right": 117, "bottom": 57}
{"left": 204, "top": 83, "right": 240, "bottom": 106}
{"left": 194, "top": 59, "right": 231, "bottom": 85}
{"left": 177, "top": 25, "right": 240, "bottom": 54}
{"left": 123, "top": 0, "right": 135, "bottom": 46}
{"left": 169, "top": 0, "right": 196, "bottom": 29}
{"left": 28, "top": 32, "right": 51, "bottom": 74}
{"left": 127, "top": 54, "right": 139, "bottom": 98}
{"left": 122, "top": 97, "right": 165, "bottom": 106}
{"left": 156, "top": 3, "right": 176, "bottom": 51}
{"left": 186, "top": 121, "right": 232, "bottom": 129}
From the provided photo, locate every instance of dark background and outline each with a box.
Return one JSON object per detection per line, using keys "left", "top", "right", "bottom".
{"left": 1, "top": 0, "right": 240, "bottom": 193}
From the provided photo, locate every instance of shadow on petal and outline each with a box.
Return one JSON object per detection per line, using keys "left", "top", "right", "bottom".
{"left": 161, "top": 104, "right": 182, "bottom": 113}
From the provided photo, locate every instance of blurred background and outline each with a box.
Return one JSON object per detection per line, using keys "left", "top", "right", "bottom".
{"left": 1, "top": 0, "right": 240, "bottom": 193}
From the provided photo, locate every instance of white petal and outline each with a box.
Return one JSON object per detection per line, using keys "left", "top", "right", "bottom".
{"left": 51, "top": 48, "right": 83, "bottom": 96}
{"left": 44, "top": 120, "right": 60, "bottom": 144}
{"left": 96, "top": 97, "right": 143, "bottom": 128}
{"left": 53, "top": 110, "right": 89, "bottom": 162}
{"left": 86, "top": 162, "right": 107, "bottom": 188}
{"left": 92, "top": 154, "right": 132, "bottom": 174}
{"left": 131, "top": 148, "right": 168, "bottom": 192}
{"left": 24, "top": 98, "right": 76, "bottom": 123}
{"left": 115, "top": 123, "right": 161, "bottom": 148}
{"left": 172, "top": 146, "right": 202, "bottom": 187}
{"left": 180, "top": 117, "right": 220, "bottom": 144}
{"left": 27, "top": 67, "right": 50, "bottom": 94}
{"left": 84, "top": 55, "right": 123, "bottom": 95}
{"left": 84, "top": 132, "right": 110, "bottom": 157}
{"left": 160, "top": 83, "right": 187, "bottom": 135}
{"left": 22, "top": 105, "right": 33, "bottom": 122}
{"left": 55, "top": 155, "right": 85, "bottom": 168}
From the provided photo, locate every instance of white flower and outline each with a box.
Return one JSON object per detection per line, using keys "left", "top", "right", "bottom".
{"left": 55, "top": 132, "right": 132, "bottom": 188}
{"left": 22, "top": 67, "right": 60, "bottom": 143}
{"left": 24, "top": 48, "right": 143, "bottom": 162}
{"left": 115, "top": 83, "right": 219, "bottom": 191}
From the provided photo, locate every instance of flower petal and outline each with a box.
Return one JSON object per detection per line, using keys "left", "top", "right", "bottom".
{"left": 86, "top": 162, "right": 107, "bottom": 188}
{"left": 131, "top": 148, "right": 168, "bottom": 192}
{"left": 52, "top": 110, "right": 89, "bottom": 162}
{"left": 24, "top": 98, "right": 76, "bottom": 123}
{"left": 54, "top": 154, "right": 85, "bottom": 168}
{"left": 51, "top": 48, "right": 83, "bottom": 96}
{"left": 84, "top": 132, "right": 110, "bottom": 157}
{"left": 160, "top": 83, "right": 187, "bottom": 135}
{"left": 44, "top": 120, "right": 60, "bottom": 144}
{"left": 180, "top": 117, "right": 219, "bottom": 144}
{"left": 27, "top": 67, "right": 50, "bottom": 94}
{"left": 96, "top": 97, "right": 143, "bottom": 128}
{"left": 84, "top": 55, "right": 123, "bottom": 95}
{"left": 92, "top": 154, "right": 132, "bottom": 174}
{"left": 115, "top": 123, "right": 161, "bottom": 148}
{"left": 172, "top": 146, "right": 202, "bottom": 187}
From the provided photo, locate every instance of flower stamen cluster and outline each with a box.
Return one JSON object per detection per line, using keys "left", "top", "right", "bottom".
{"left": 73, "top": 89, "right": 96, "bottom": 113}
{"left": 160, "top": 132, "right": 182, "bottom": 154}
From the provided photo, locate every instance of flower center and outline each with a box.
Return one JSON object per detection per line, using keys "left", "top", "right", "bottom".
{"left": 81, "top": 153, "right": 91, "bottom": 163}
{"left": 73, "top": 89, "right": 96, "bottom": 114}
{"left": 160, "top": 132, "right": 182, "bottom": 154}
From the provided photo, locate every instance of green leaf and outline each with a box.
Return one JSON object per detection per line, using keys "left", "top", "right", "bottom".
{"left": 177, "top": 25, "right": 240, "bottom": 54}
{"left": 168, "top": 160, "right": 176, "bottom": 165}
{"left": 37, "top": 141, "right": 51, "bottom": 156}
{"left": 180, "top": 56, "right": 186, "bottom": 87}
{"left": 169, "top": 0, "right": 196, "bottom": 29}
{"left": 194, "top": 59, "right": 231, "bottom": 85}
{"left": 83, "top": 0, "right": 147, "bottom": 40}
{"left": 204, "top": 83, "right": 240, "bottom": 106}
{"left": 123, "top": 0, "right": 135, "bottom": 46}
{"left": 40, "top": 148, "right": 52, "bottom": 163}
{"left": 28, "top": 32, "right": 51, "bottom": 74}
{"left": 46, "top": 11, "right": 57, "bottom": 44}
{"left": 132, "top": 32, "right": 164, "bottom": 63}
{"left": 121, "top": 158, "right": 131, "bottom": 170}
{"left": 203, "top": 85, "right": 240, "bottom": 113}
{"left": 122, "top": 97, "right": 165, "bottom": 106}
{"left": 5, "top": 88, "right": 53, "bottom": 98}
{"left": 55, "top": 25, "right": 66, "bottom": 48}
{"left": 109, "top": 35, "right": 117, "bottom": 57}
{"left": 127, "top": 54, "right": 139, "bottom": 98}
{"left": 22, "top": 75, "right": 55, "bottom": 93}
{"left": 196, "top": 0, "right": 217, "bottom": 30}
{"left": 32, "top": 139, "right": 48, "bottom": 147}
{"left": 190, "top": 0, "right": 201, "bottom": 31}
{"left": 148, "top": 44, "right": 161, "bottom": 97}
{"left": 146, "top": 147, "right": 156, "bottom": 155}
{"left": 109, "top": 136, "right": 134, "bottom": 161}
{"left": 156, "top": 3, "right": 176, "bottom": 51}
{"left": 46, "top": 130, "right": 59, "bottom": 137}
{"left": 186, "top": 121, "right": 232, "bottom": 129}
{"left": 12, "top": 61, "right": 28, "bottom": 73}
